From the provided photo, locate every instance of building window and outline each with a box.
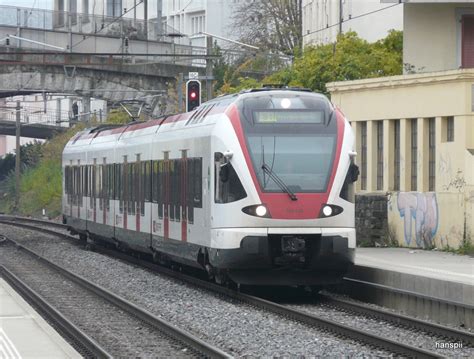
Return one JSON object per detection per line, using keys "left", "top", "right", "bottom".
{"left": 462, "top": 15, "right": 474, "bottom": 68}
{"left": 376, "top": 121, "right": 383, "bottom": 191}
{"left": 360, "top": 122, "right": 367, "bottom": 190}
{"left": 446, "top": 116, "right": 454, "bottom": 142}
{"left": 106, "top": 0, "right": 121, "bottom": 17}
{"left": 428, "top": 118, "right": 436, "bottom": 191}
{"left": 411, "top": 119, "right": 417, "bottom": 191}
{"left": 394, "top": 120, "right": 400, "bottom": 191}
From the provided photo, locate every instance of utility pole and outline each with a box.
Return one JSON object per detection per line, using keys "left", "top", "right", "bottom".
{"left": 206, "top": 35, "right": 213, "bottom": 101}
{"left": 339, "top": 0, "right": 343, "bottom": 35}
{"left": 15, "top": 101, "right": 20, "bottom": 212}
{"left": 144, "top": 0, "right": 148, "bottom": 40}
{"left": 177, "top": 73, "right": 184, "bottom": 112}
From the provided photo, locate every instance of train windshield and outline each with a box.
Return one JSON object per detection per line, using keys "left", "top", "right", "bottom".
{"left": 238, "top": 93, "right": 337, "bottom": 193}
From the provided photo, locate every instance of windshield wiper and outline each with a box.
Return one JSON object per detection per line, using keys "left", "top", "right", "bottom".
{"left": 261, "top": 163, "right": 298, "bottom": 201}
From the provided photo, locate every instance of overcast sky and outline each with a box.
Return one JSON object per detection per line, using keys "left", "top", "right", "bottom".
{"left": 0, "top": 0, "right": 53, "bottom": 9}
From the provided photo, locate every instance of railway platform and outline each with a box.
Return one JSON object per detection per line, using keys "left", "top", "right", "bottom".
{"left": 342, "top": 247, "right": 474, "bottom": 327}
{"left": 0, "top": 278, "right": 81, "bottom": 358}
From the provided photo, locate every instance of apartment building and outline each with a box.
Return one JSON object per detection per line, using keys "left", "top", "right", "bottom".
{"left": 162, "top": 0, "right": 238, "bottom": 47}
{"left": 302, "top": 0, "right": 403, "bottom": 46}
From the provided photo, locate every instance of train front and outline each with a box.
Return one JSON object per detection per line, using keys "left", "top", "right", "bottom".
{"left": 209, "top": 90, "right": 358, "bottom": 286}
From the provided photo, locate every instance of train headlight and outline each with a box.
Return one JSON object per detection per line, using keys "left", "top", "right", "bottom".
{"left": 322, "top": 205, "right": 333, "bottom": 217}
{"left": 319, "top": 204, "right": 344, "bottom": 218}
{"left": 242, "top": 204, "right": 271, "bottom": 218}
{"left": 255, "top": 205, "right": 267, "bottom": 217}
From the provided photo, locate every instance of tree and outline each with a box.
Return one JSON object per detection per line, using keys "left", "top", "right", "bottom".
{"left": 231, "top": 0, "right": 302, "bottom": 56}
{"left": 266, "top": 31, "right": 403, "bottom": 94}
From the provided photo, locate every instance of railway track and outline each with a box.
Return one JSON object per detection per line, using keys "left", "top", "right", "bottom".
{"left": 0, "top": 262, "right": 110, "bottom": 359}
{"left": 0, "top": 231, "right": 231, "bottom": 358}
{"left": 1, "top": 216, "right": 473, "bottom": 358}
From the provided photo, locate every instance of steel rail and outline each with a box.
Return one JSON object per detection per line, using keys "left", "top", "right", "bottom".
{"left": 0, "top": 215, "right": 68, "bottom": 230}
{"left": 1, "top": 234, "right": 232, "bottom": 359}
{"left": 0, "top": 264, "right": 111, "bottom": 359}
{"left": 320, "top": 294, "right": 474, "bottom": 346}
{"left": 0, "top": 218, "right": 461, "bottom": 358}
{"left": 86, "top": 243, "right": 444, "bottom": 358}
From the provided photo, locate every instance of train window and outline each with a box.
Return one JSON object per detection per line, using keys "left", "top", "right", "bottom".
{"left": 214, "top": 153, "right": 247, "bottom": 204}
{"left": 71, "top": 167, "right": 74, "bottom": 204}
{"left": 118, "top": 164, "right": 123, "bottom": 213}
{"left": 123, "top": 160, "right": 128, "bottom": 214}
{"left": 98, "top": 165, "right": 102, "bottom": 210}
{"left": 169, "top": 160, "right": 175, "bottom": 221}
{"left": 187, "top": 158, "right": 194, "bottom": 223}
{"left": 194, "top": 158, "right": 202, "bottom": 208}
{"left": 175, "top": 160, "right": 181, "bottom": 222}
{"left": 340, "top": 161, "right": 359, "bottom": 203}
{"left": 80, "top": 166, "right": 84, "bottom": 202}
{"left": 141, "top": 162, "right": 147, "bottom": 213}
{"left": 92, "top": 163, "right": 97, "bottom": 209}
{"left": 128, "top": 163, "right": 133, "bottom": 215}
{"left": 109, "top": 164, "right": 114, "bottom": 203}
{"left": 152, "top": 161, "right": 158, "bottom": 203}
{"left": 157, "top": 160, "right": 163, "bottom": 219}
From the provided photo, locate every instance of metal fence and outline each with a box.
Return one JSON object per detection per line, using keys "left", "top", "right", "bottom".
{"left": 0, "top": 108, "right": 71, "bottom": 126}
{"left": 0, "top": 5, "right": 181, "bottom": 42}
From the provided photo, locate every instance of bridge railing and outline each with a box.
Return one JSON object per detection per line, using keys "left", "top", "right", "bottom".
{"left": 0, "top": 5, "right": 181, "bottom": 43}
{"left": 0, "top": 108, "right": 72, "bottom": 127}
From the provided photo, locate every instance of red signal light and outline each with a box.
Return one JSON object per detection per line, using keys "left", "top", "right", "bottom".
{"left": 186, "top": 80, "right": 201, "bottom": 112}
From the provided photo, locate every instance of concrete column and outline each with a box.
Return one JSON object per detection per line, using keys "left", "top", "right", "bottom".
{"left": 68, "top": 97, "right": 73, "bottom": 120}
{"left": 56, "top": 98, "right": 62, "bottom": 123}
{"left": 82, "top": 96, "right": 91, "bottom": 122}
{"left": 383, "top": 119, "right": 394, "bottom": 191}
{"left": 435, "top": 116, "right": 443, "bottom": 192}
{"left": 417, "top": 117, "right": 429, "bottom": 192}
{"left": 0, "top": 136, "right": 7, "bottom": 157}
{"left": 399, "top": 119, "right": 411, "bottom": 192}
{"left": 103, "top": 101, "right": 109, "bottom": 122}
{"left": 366, "top": 120, "right": 377, "bottom": 192}
{"left": 352, "top": 121, "right": 363, "bottom": 192}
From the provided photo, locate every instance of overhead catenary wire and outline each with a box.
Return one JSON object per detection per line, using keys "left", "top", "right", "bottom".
{"left": 303, "top": 2, "right": 402, "bottom": 38}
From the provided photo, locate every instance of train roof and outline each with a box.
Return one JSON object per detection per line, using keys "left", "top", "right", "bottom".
{"left": 67, "top": 87, "right": 331, "bottom": 145}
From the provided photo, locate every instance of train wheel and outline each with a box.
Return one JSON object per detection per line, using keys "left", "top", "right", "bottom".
{"left": 85, "top": 243, "right": 95, "bottom": 251}
{"left": 85, "top": 237, "right": 95, "bottom": 251}
{"left": 214, "top": 270, "right": 229, "bottom": 286}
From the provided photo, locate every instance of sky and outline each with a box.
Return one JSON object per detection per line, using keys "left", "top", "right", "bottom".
{"left": 0, "top": 0, "right": 53, "bottom": 9}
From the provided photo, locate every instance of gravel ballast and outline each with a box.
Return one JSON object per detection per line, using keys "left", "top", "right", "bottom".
{"left": 0, "top": 245, "right": 196, "bottom": 358}
{"left": 0, "top": 224, "right": 394, "bottom": 357}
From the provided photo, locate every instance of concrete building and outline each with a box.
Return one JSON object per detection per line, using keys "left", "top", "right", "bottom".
{"left": 162, "top": 0, "right": 238, "bottom": 47}
{"left": 382, "top": 0, "right": 474, "bottom": 73}
{"left": 302, "top": 0, "right": 403, "bottom": 46}
{"left": 328, "top": 1, "right": 474, "bottom": 250}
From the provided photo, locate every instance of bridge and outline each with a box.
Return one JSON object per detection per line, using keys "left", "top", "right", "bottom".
{"left": 0, "top": 4, "right": 290, "bottom": 140}
{"left": 0, "top": 4, "right": 209, "bottom": 139}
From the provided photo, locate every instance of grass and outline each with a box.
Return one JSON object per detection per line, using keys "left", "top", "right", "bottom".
{"left": 0, "top": 110, "right": 133, "bottom": 218}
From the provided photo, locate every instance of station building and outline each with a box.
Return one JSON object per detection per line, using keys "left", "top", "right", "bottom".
{"left": 328, "top": 0, "right": 474, "bottom": 250}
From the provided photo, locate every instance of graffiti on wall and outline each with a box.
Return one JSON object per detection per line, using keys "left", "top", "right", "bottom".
{"left": 397, "top": 193, "right": 439, "bottom": 248}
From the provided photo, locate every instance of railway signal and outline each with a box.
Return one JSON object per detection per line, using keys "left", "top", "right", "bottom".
{"left": 186, "top": 80, "right": 201, "bottom": 112}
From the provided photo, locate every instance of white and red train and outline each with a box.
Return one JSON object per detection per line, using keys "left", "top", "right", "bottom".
{"left": 62, "top": 88, "right": 358, "bottom": 286}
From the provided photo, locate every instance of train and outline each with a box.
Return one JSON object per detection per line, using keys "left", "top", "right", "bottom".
{"left": 62, "top": 88, "right": 359, "bottom": 286}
